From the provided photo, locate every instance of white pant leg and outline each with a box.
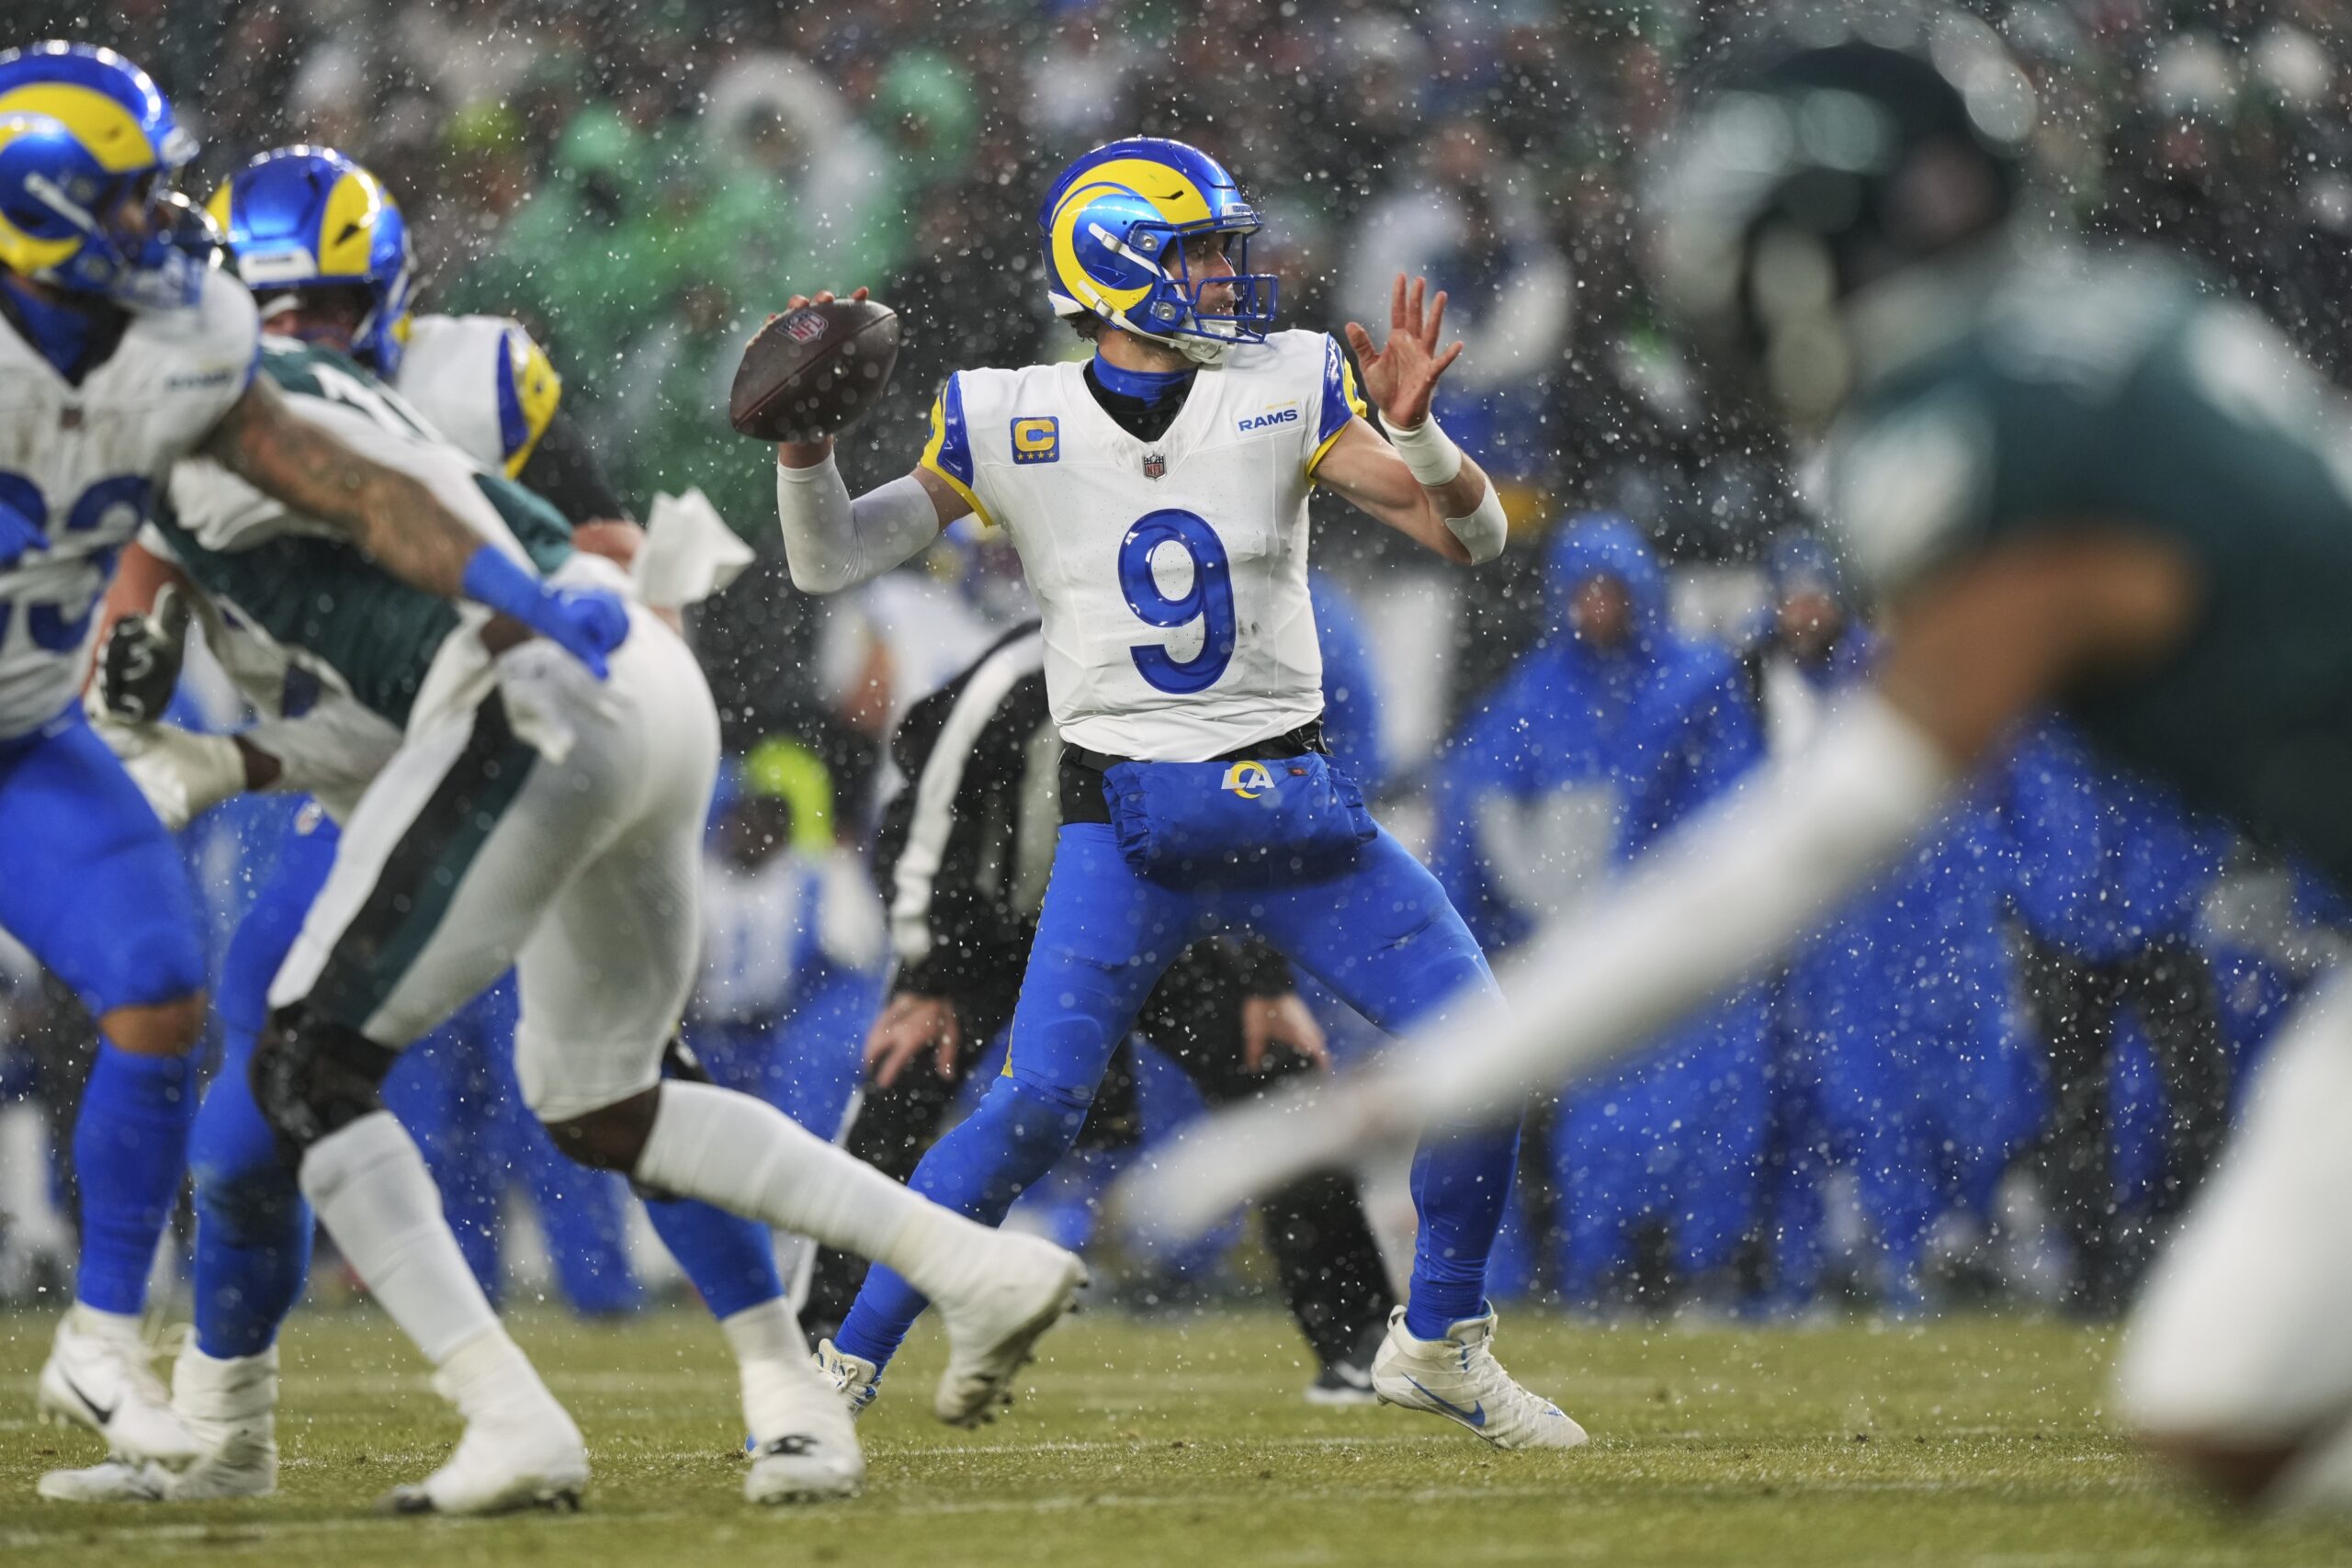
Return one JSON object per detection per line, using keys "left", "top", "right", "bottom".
{"left": 513, "top": 613, "right": 720, "bottom": 1123}
{"left": 2116, "top": 967, "right": 2352, "bottom": 1456}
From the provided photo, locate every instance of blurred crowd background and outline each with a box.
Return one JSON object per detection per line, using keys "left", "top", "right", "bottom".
{"left": 6, "top": 0, "right": 2352, "bottom": 1323}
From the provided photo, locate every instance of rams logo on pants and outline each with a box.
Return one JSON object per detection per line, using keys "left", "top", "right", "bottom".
{"left": 1222, "top": 760, "right": 1274, "bottom": 800}
{"left": 1012, "top": 416, "right": 1059, "bottom": 464}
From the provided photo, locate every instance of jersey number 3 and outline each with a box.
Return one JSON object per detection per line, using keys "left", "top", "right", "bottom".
{"left": 1118, "top": 509, "right": 1235, "bottom": 694}
{"left": 0, "top": 473, "right": 151, "bottom": 651}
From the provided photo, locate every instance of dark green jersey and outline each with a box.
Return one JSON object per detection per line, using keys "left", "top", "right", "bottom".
{"left": 1824, "top": 247, "right": 2352, "bottom": 886}
{"left": 150, "top": 341, "right": 574, "bottom": 729}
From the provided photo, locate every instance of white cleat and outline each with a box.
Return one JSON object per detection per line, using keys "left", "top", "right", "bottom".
{"left": 812, "top": 1338, "right": 880, "bottom": 1419}
{"left": 380, "top": 1378, "right": 587, "bottom": 1517}
{"left": 1371, "top": 1305, "right": 1589, "bottom": 1451}
{"left": 741, "top": 1354, "right": 864, "bottom": 1504}
{"left": 930, "top": 1234, "right": 1086, "bottom": 1427}
{"left": 39, "top": 1341, "right": 280, "bottom": 1503}
{"left": 38, "top": 1458, "right": 169, "bottom": 1503}
{"left": 37, "top": 1305, "right": 201, "bottom": 1468}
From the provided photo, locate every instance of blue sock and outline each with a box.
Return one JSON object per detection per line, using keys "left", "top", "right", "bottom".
{"left": 188, "top": 1028, "right": 312, "bottom": 1359}
{"left": 1403, "top": 1120, "right": 1522, "bottom": 1339}
{"left": 73, "top": 1041, "right": 198, "bottom": 1316}
{"left": 834, "top": 1077, "right": 1088, "bottom": 1370}
{"left": 643, "top": 1196, "right": 783, "bottom": 1322}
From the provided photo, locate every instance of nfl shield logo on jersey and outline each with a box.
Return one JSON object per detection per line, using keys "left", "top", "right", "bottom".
{"left": 1142, "top": 451, "right": 1166, "bottom": 480}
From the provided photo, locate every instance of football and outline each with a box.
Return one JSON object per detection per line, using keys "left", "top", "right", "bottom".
{"left": 727, "top": 298, "right": 902, "bottom": 442}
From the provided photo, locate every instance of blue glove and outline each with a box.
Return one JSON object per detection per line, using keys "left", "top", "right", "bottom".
{"left": 460, "top": 545, "right": 630, "bottom": 680}
{"left": 0, "top": 497, "right": 47, "bottom": 572}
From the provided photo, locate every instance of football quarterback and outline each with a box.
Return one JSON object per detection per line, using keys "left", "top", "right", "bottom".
{"left": 774, "top": 137, "right": 1580, "bottom": 1451}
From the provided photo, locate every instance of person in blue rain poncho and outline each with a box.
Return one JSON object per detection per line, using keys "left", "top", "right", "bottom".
{"left": 1432, "top": 514, "right": 1770, "bottom": 1304}
{"left": 2003, "top": 723, "right": 2231, "bottom": 1315}
{"left": 1752, "top": 536, "right": 2038, "bottom": 1314}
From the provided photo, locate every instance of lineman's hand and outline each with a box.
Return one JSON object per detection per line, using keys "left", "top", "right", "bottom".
{"left": 865, "top": 991, "right": 962, "bottom": 1089}
{"left": 1242, "top": 992, "right": 1329, "bottom": 1074}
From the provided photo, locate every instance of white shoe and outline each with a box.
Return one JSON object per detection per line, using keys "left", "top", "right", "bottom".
{"left": 38, "top": 1341, "right": 280, "bottom": 1503}
{"left": 1305, "top": 1356, "right": 1379, "bottom": 1408}
{"left": 812, "top": 1339, "right": 880, "bottom": 1418}
{"left": 1371, "top": 1305, "right": 1589, "bottom": 1450}
{"left": 741, "top": 1355, "right": 864, "bottom": 1504}
{"left": 37, "top": 1458, "right": 169, "bottom": 1502}
{"left": 929, "top": 1233, "right": 1086, "bottom": 1427}
{"left": 381, "top": 1371, "right": 587, "bottom": 1517}
{"left": 37, "top": 1305, "right": 200, "bottom": 1467}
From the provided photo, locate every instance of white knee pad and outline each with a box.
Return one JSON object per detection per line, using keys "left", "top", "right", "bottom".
{"left": 2115, "top": 974, "right": 2352, "bottom": 1450}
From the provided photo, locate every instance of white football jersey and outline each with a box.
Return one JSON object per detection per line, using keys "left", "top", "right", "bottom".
{"left": 0, "top": 270, "right": 259, "bottom": 739}
{"left": 920, "top": 329, "right": 1364, "bottom": 761}
{"left": 394, "top": 313, "right": 561, "bottom": 478}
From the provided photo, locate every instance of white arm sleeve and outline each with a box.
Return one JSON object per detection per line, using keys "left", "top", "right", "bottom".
{"left": 1118, "top": 688, "right": 1961, "bottom": 1238}
{"left": 775, "top": 457, "right": 941, "bottom": 593}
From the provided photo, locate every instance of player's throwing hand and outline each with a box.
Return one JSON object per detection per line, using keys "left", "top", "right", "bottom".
{"left": 1344, "top": 274, "right": 1464, "bottom": 432}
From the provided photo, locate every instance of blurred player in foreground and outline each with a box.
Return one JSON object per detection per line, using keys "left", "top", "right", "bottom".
{"left": 1123, "top": 12, "right": 2352, "bottom": 1507}
{"left": 775, "top": 138, "right": 1580, "bottom": 1449}
{"left": 47, "top": 146, "right": 899, "bottom": 1510}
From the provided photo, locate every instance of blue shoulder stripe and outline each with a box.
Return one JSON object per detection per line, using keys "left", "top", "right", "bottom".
{"left": 933, "top": 372, "right": 977, "bottom": 487}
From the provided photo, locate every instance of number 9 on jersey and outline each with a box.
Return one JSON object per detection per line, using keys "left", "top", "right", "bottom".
{"left": 1118, "top": 510, "right": 1236, "bottom": 695}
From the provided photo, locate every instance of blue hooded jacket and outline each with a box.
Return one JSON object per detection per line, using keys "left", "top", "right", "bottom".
{"left": 1433, "top": 514, "right": 1767, "bottom": 953}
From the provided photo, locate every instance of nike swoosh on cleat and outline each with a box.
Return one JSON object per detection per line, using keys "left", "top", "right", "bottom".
{"left": 1404, "top": 1378, "right": 1486, "bottom": 1429}
{"left": 60, "top": 1369, "right": 117, "bottom": 1425}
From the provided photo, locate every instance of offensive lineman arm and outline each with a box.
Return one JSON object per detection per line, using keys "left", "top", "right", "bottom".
{"left": 1119, "top": 528, "right": 2202, "bottom": 1236}
{"left": 200, "top": 377, "right": 628, "bottom": 675}
{"left": 1313, "top": 276, "right": 1505, "bottom": 565}
{"left": 771, "top": 288, "right": 960, "bottom": 593}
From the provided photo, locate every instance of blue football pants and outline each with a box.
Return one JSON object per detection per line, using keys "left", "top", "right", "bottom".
{"left": 0, "top": 711, "right": 208, "bottom": 1315}
{"left": 836, "top": 822, "right": 1520, "bottom": 1367}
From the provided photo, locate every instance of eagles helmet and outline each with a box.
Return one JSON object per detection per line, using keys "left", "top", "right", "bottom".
{"left": 1648, "top": 7, "right": 2035, "bottom": 423}
{"left": 207, "top": 145, "right": 416, "bottom": 376}
{"left": 1037, "top": 137, "right": 1278, "bottom": 366}
{"left": 0, "top": 41, "right": 203, "bottom": 310}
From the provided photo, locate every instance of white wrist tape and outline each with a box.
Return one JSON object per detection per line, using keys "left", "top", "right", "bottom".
{"left": 1385, "top": 412, "right": 1465, "bottom": 488}
{"left": 775, "top": 457, "right": 939, "bottom": 593}
{"left": 1445, "top": 484, "right": 1509, "bottom": 565}
{"left": 94, "top": 721, "right": 245, "bottom": 832}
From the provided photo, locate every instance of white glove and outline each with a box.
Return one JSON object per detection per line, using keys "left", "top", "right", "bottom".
{"left": 91, "top": 715, "right": 245, "bottom": 831}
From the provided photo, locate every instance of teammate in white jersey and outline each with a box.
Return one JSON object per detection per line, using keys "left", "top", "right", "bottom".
{"left": 44, "top": 145, "right": 911, "bottom": 1510}
{"left": 775, "top": 137, "right": 1580, "bottom": 1450}
{"left": 0, "top": 42, "right": 635, "bottom": 1472}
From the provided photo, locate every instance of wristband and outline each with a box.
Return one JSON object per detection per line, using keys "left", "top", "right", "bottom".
{"left": 1385, "top": 412, "right": 1465, "bottom": 488}
{"left": 458, "top": 543, "right": 549, "bottom": 622}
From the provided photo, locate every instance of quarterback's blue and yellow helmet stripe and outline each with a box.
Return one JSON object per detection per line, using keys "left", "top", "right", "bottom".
{"left": 208, "top": 145, "right": 417, "bottom": 376}
{"left": 919, "top": 373, "right": 994, "bottom": 529}
{"left": 1035, "top": 137, "right": 1277, "bottom": 364}
{"left": 0, "top": 42, "right": 202, "bottom": 308}
{"left": 1306, "top": 334, "right": 1368, "bottom": 482}
{"left": 495, "top": 327, "right": 563, "bottom": 476}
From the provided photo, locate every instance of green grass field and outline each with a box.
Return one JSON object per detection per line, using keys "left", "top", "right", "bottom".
{"left": 3, "top": 1303, "right": 2347, "bottom": 1567}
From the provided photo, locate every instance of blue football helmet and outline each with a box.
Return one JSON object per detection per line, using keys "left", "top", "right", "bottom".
{"left": 1037, "top": 137, "right": 1277, "bottom": 365}
{"left": 207, "top": 146, "right": 416, "bottom": 376}
{"left": 0, "top": 41, "right": 202, "bottom": 310}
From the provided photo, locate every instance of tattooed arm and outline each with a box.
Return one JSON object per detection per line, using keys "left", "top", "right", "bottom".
{"left": 200, "top": 376, "right": 484, "bottom": 596}
{"left": 201, "top": 378, "right": 630, "bottom": 675}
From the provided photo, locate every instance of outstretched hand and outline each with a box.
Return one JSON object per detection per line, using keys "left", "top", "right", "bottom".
{"left": 1343, "top": 274, "right": 1464, "bottom": 433}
